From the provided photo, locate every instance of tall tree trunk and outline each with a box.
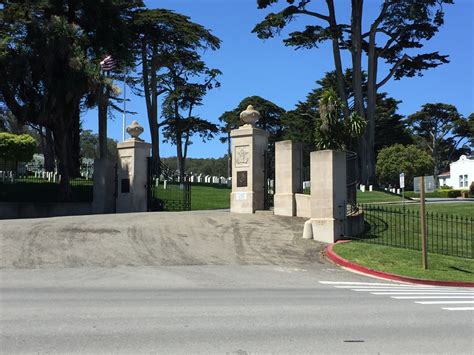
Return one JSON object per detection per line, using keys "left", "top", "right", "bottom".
{"left": 364, "top": 0, "right": 390, "bottom": 186}
{"left": 43, "top": 127, "right": 55, "bottom": 172}
{"left": 98, "top": 81, "right": 109, "bottom": 160}
{"left": 326, "top": 0, "right": 350, "bottom": 119}
{"left": 366, "top": 24, "right": 380, "bottom": 186}
{"left": 52, "top": 123, "right": 72, "bottom": 201}
{"left": 69, "top": 107, "right": 81, "bottom": 177}
{"left": 142, "top": 39, "right": 161, "bottom": 174}
{"left": 351, "top": 0, "right": 365, "bottom": 118}
{"left": 351, "top": 0, "right": 368, "bottom": 185}
{"left": 176, "top": 131, "right": 185, "bottom": 183}
{"left": 433, "top": 139, "right": 439, "bottom": 187}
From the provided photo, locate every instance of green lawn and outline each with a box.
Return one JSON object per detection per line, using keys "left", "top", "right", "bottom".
{"left": 191, "top": 185, "right": 230, "bottom": 210}
{"left": 357, "top": 190, "right": 409, "bottom": 203}
{"left": 333, "top": 242, "right": 474, "bottom": 282}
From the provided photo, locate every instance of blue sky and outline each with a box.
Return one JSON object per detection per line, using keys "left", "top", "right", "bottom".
{"left": 82, "top": 0, "right": 474, "bottom": 158}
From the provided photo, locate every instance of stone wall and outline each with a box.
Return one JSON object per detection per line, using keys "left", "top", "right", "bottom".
{"left": 295, "top": 193, "right": 310, "bottom": 218}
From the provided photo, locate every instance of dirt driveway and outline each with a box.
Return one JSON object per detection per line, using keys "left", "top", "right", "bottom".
{"left": 0, "top": 211, "right": 325, "bottom": 268}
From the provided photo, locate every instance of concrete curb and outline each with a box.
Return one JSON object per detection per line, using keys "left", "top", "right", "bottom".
{"left": 326, "top": 241, "right": 474, "bottom": 288}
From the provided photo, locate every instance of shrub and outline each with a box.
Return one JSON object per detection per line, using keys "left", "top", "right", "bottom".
{"left": 406, "top": 189, "right": 464, "bottom": 198}
{"left": 447, "top": 190, "right": 461, "bottom": 198}
{"left": 470, "top": 182, "right": 474, "bottom": 197}
{"left": 376, "top": 144, "right": 433, "bottom": 189}
{"left": 0, "top": 132, "right": 36, "bottom": 165}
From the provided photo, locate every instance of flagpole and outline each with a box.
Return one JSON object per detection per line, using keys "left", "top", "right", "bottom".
{"left": 122, "top": 71, "right": 127, "bottom": 142}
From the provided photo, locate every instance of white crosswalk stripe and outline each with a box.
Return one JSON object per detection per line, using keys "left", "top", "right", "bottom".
{"left": 416, "top": 301, "right": 474, "bottom": 304}
{"left": 320, "top": 281, "right": 474, "bottom": 312}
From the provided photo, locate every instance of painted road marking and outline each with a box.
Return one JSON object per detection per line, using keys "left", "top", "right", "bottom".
{"left": 393, "top": 296, "right": 474, "bottom": 299}
{"left": 371, "top": 292, "right": 473, "bottom": 295}
{"left": 334, "top": 285, "right": 438, "bottom": 289}
{"left": 350, "top": 288, "right": 460, "bottom": 291}
{"left": 320, "top": 281, "right": 474, "bottom": 312}
{"left": 416, "top": 301, "right": 474, "bottom": 304}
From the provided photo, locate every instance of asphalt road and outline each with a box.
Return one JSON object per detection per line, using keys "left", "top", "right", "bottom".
{"left": 1, "top": 211, "right": 473, "bottom": 354}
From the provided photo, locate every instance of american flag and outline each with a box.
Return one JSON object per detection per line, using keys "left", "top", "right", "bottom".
{"left": 100, "top": 55, "right": 116, "bottom": 72}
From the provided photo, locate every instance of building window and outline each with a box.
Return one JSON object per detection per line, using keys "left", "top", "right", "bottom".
{"left": 464, "top": 175, "right": 468, "bottom": 187}
{"left": 459, "top": 175, "right": 463, "bottom": 187}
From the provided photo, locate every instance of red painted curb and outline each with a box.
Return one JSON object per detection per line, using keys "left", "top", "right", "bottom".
{"left": 326, "top": 241, "right": 474, "bottom": 288}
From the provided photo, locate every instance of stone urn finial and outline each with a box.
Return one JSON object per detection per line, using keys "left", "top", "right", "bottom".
{"left": 126, "top": 120, "right": 144, "bottom": 141}
{"left": 240, "top": 105, "right": 260, "bottom": 127}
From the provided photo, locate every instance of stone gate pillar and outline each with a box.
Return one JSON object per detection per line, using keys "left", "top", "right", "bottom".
{"left": 274, "top": 140, "right": 303, "bottom": 216}
{"left": 230, "top": 105, "right": 269, "bottom": 213}
{"left": 116, "top": 121, "right": 151, "bottom": 213}
{"left": 308, "top": 150, "right": 347, "bottom": 242}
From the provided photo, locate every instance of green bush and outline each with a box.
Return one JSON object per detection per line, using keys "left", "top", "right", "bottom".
{"left": 447, "top": 190, "right": 461, "bottom": 198}
{"left": 470, "top": 182, "right": 474, "bottom": 197}
{"left": 376, "top": 144, "right": 433, "bottom": 189}
{"left": 405, "top": 189, "right": 463, "bottom": 198}
{"left": 0, "top": 132, "right": 37, "bottom": 164}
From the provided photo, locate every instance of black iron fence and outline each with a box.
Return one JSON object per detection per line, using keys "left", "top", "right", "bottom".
{"left": 354, "top": 204, "right": 473, "bottom": 259}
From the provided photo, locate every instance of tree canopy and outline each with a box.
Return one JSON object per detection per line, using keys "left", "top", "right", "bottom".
{"left": 132, "top": 8, "right": 221, "bottom": 170}
{"left": 253, "top": 0, "right": 453, "bottom": 185}
{"left": 0, "top": 0, "right": 144, "bottom": 198}
{"left": 407, "top": 103, "right": 469, "bottom": 184}
{"left": 0, "top": 132, "right": 36, "bottom": 167}
{"left": 219, "top": 96, "right": 286, "bottom": 143}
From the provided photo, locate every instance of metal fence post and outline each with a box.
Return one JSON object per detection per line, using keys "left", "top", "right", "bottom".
{"left": 420, "top": 176, "right": 428, "bottom": 269}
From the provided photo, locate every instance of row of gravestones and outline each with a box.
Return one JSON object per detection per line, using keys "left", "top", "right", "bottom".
{"left": 359, "top": 184, "right": 403, "bottom": 195}
{"left": 0, "top": 170, "right": 62, "bottom": 183}
{"left": 189, "top": 174, "right": 230, "bottom": 185}
{"left": 152, "top": 173, "right": 231, "bottom": 185}
{"left": 0, "top": 171, "right": 15, "bottom": 183}
{"left": 0, "top": 169, "right": 94, "bottom": 183}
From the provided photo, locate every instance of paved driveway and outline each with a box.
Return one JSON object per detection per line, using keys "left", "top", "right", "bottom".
{"left": 0, "top": 210, "right": 324, "bottom": 268}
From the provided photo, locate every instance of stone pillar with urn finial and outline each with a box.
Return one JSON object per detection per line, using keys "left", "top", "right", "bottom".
{"left": 230, "top": 105, "right": 269, "bottom": 213}
{"left": 116, "top": 120, "right": 152, "bottom": 213}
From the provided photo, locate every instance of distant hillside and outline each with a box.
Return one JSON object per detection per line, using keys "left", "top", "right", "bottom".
{"left": 161, "top": 156, "right": 228, "bottom": 177}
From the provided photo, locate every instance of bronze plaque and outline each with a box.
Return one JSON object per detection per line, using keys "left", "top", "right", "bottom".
{"left": 237, "top": 171, "right": 248, "bottom": 187}
{"left": 121, "top": 178, "right": 130, "bottom": 193}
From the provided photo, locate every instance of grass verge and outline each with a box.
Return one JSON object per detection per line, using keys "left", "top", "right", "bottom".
{"left": 332, "top": 242, "right": 474, "bottom": 283}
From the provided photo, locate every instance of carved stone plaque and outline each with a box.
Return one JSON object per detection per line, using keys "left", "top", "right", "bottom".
{"left": 237, "top": 171, "right": 248, "bottom": 187}
{"left": 235, "top": 192, "right": 247, "bottom": 201}
{"left": 235, "top": 145, "right": 250, "bottom": 168}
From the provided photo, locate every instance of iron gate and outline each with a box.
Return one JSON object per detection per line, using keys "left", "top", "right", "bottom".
{"left": 346, "top": 151, "right": 358, "bottom": 215}
{"left": 263, "top": 148, "right": 275, "bottom": 210}
{"left": 147, "top": 158, "right": 191, "bottom": 212}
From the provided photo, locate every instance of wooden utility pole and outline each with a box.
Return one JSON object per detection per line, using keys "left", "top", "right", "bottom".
{"left": 420, "top": 176, "right": 428, "bottom": 269}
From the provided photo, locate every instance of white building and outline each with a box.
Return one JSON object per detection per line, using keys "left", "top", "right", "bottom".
{"left": 437, "top": 155, "right": 473, "bottom": 189}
